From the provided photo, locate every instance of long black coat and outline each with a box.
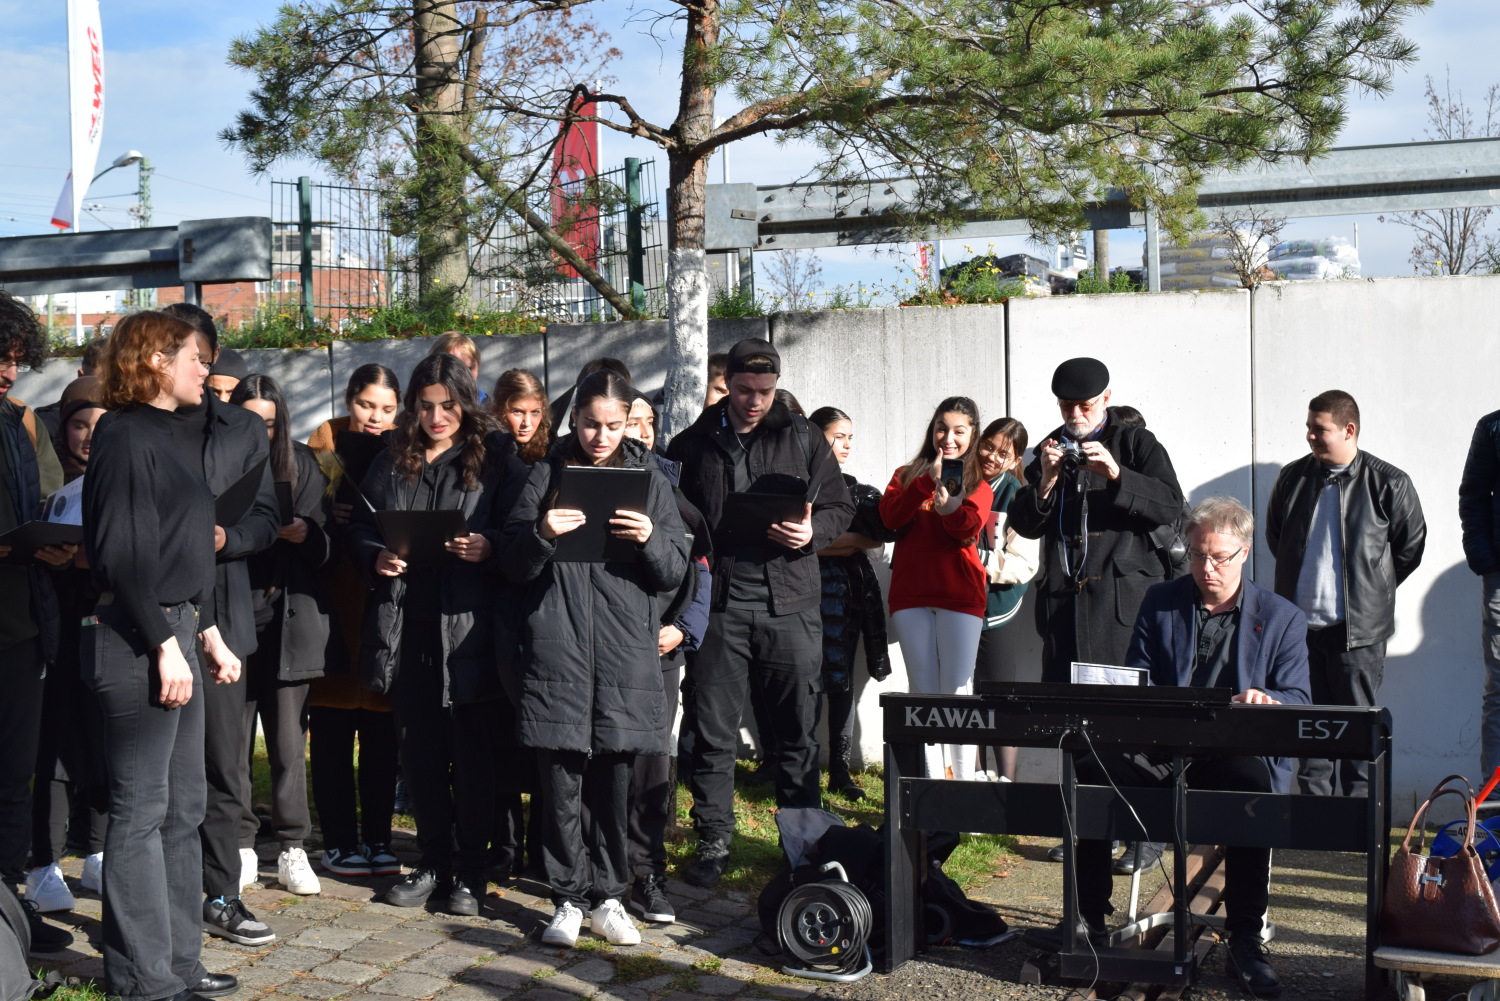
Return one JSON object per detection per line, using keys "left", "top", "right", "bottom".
{"left": 1009, "top": 419, "right": 1183, "bottom": 682}
{"left": 250, "top": 442, "right": 335, "bottom": 682}
{"left": 500, "top": 437, "right": 688, "bottom": 754}
{"left": 350, "top": 430, "right": 527, "bottom": 706}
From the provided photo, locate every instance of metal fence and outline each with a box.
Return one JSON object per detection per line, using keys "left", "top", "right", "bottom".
{"left": 471, "top": 158, "right": 666, "bottom": 321}
{"left": 269, "top": 179, "right": 403, "bottom": 328}
{"left": 270, "top": 159, "right": 665, "bottom": 328}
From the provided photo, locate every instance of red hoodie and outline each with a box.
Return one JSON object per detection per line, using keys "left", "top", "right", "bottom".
{"left": 879, "top": 469, "right": 992, "bottom": 618}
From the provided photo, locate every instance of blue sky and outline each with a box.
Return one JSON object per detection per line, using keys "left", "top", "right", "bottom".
{"left": 1, "top": 0, "right": 1496, "bottom": 291}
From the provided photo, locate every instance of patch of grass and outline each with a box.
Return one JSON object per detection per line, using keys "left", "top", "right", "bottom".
{"left": 614, "top": 954, "right": 671, "bottom": 983}
{"left": 529, "top": 967, "right": 557, "bottom": 980}
{"left": 666, "top": 970, "right": 700, "bottom": 992}
{"left": 574, "top": 936, "right": 613, "bottom": 954}
{"left": 690, "top": 955, "right": 722, "bottom": 973}
{"left": 665, "top": 761, "right": 1017, "bottom": 894}
{"left": 40, "top": 980, "right": 106, "bottom": 1001}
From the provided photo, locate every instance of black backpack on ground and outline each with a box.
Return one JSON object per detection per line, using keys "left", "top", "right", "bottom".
{"left": 0, "top": 883, "right": 59, "bottom": 1001}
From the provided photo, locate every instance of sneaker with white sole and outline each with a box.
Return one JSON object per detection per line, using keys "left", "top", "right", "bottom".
{"left": 364, "top": 843, "right": 402, "bottom": 877}
{"left": 278, "top": 847, "right": 321, "bottom": 895}
{"left": 203, "top": 896, "right": 276, "bottom": 947}
{"left": 24, "top": 863, "right": 74, "bottom": 913}
{"left": 321, "top": 847, "right": 372, "bottom": 877}
{"left": 239, "top": 847, "right": 259, "bottom": 890}
{"left": 80, "top": 853, "right": 103, "bottom": 894}
{"left": 541, "top": 901, "right": 583, "bottom": 947}
{"left": 591, "top": 898, "right": 641, "bottom": 945}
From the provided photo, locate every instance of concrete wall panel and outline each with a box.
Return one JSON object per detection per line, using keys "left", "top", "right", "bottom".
{"left": 238, "top": 347, "right": 334, "bottom": 443}
{"left": 543, "top": 318, "right": 764, "bottom": 406}
{"left": 1251, "top": 275, "right": 1500, "bottom": 806}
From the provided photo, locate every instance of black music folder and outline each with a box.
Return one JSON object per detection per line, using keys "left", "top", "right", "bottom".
{"left": 719, "top": 491, "right": 808, "bottom": 548}
{"left": 0, "top": 521, "right": 83, "bottom": 564}
{"left": 551, "top": 466, "right": 650, "bottom": 563}
{"left": 274, "top": 482, "right": 295, "bottom": 526}
{"left": 215, "top": 457, "right": 268, "bottom": 527}
{"left": 335, "top": 430, "right": 386, "bottom": 487}
{"left": 375, "top": 509, "right": 468, "bottom": 567}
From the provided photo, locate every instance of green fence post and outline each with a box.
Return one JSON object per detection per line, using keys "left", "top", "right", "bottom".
{"left": 625, "top": 158, "right": 646, "bottom": 314}
{"left": 298, "top": 176, "right": 315, "bottom": 327}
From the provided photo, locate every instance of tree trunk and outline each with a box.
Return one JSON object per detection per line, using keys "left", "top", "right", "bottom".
{"left": 412, "top": 0, "right": 470, "bottom": 301}
{"left": 1093, "top": 229, "right": 1109, "bottom": 283}
{"left": 658, "top": 0, "right": 718, "bottom": 445}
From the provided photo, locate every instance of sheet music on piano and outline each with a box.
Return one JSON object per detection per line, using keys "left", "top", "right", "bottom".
{"left": 1070, "top": 661, "right": 1147, "bottom": 686}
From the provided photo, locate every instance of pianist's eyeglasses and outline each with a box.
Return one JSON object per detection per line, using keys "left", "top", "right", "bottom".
{"left": 1187, "top": 548, "right": 1245, "bottom": 567}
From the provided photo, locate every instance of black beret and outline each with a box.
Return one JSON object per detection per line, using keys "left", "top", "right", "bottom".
{"left": 1051, "top": 357, "right": 1109, "bottom": 400}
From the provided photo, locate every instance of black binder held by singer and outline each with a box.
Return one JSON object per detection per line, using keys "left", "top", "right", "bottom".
{"left": 375, "top": 510, "right": 469, "bottom": 567}
{"left": 551, "top": 466, "right": 651, "bottom": 563}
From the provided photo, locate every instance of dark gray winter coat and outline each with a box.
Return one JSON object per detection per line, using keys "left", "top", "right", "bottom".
{"left": 349, "top": 430, "right": 528, "bottom": 706}
{"left": 500, "top": 436, "right": 688, "bottom": 754}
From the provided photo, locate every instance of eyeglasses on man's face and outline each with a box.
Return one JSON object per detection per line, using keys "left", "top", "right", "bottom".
{"left": 1188, "top": 547, "right": 1245, "bottom": 568}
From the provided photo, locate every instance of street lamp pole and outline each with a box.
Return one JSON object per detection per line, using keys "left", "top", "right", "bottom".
{"left": 73, "top": 151, "right": 146, "bottom": 342}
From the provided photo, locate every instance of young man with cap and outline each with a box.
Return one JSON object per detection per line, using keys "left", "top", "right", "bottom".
{"left": 1009, "top": 357, "right": 1184, "bottom": 874}
{"left": 205, "top": 349, "right": 248, "bottom": 404}
{"left": 1266, "top": 389, "right": 1424, "bottom": 798}
{"left": 667, "top": 338, "right": 853, "bottom": 887}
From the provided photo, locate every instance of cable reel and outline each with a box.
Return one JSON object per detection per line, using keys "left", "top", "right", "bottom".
{"left": 776, "top": 862, "right": 874, "bottom": 983}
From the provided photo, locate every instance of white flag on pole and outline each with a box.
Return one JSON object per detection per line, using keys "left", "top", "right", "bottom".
{"left": 51, "top": 0, "right": 104, "bottom": 231}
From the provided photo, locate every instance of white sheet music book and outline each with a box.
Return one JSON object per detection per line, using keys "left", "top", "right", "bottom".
{"left": 1071, "top": 662, "right": 1147, "bottom": 686}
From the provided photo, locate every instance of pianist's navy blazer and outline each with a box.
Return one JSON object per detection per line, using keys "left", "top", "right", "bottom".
{"left": 1125, "top": 575, "right": 1312, "bottom": 793}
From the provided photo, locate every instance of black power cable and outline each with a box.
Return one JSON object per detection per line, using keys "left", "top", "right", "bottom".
{"left": 777, "top": 874, "right": 874, "bottom": 978}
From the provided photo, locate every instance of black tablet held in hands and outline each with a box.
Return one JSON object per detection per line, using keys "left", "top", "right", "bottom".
{"left": 551, "top": 466, "right": 651, "bottom": 563}
{"left": 215, "top": 457, "right": 269, "bottom": 527}
{"left": 375, "top": 510, "right": 469, "bottom": 567}
{"left": 274, "top": 482, "right": 295, "bottom": 527}
{"left": 0, "top": 522, "right": 84, "bottom": 564}
{"left": 720, "top": 491, "right": 808, "bottom": 548}
{"left": 335, "top": 430, "right": 387, "bottom": 512}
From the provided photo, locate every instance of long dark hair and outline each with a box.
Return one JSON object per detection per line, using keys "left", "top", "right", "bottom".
{"left": 899, "top": 395, "right": 983, "bottom": 495}
{"left": 344, "top": 363, "right": 400, "bottom": 407}
{"left": 979, "top": 417, "right": 1028, "bottom": 480}
{"left": 231, "top": 374, "right": 296, "bottom": 488}
{"left": 809, "top": 406, "right": 850, "bottom": 431}
{"left": 392, "top": 354, "right": 494, "bottom": 488}
{"left": 565, "top": 369, "right": 635, "bottom": 468}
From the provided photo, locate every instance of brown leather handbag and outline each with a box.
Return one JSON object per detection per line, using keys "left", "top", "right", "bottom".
{"left": 1381, "top": 774, "right": 1500, "bottom": 955}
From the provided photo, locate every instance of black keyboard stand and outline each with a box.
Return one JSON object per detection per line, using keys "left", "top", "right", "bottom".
{"left": 881, "top": 691, "right": 1393, "bottom": 998}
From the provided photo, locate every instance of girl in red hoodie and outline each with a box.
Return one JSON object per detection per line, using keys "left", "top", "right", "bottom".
{"left": 879, "top": 397, "right": 992, "bottom": 780}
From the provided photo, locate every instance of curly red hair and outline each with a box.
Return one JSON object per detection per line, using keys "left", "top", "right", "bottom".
{"left": 98, "top": 311, "right": 201, "bottom": 409}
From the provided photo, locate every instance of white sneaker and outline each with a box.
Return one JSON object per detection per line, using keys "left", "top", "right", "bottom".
{"left": 240, "top": 847, "right": 260, "bottom": 890}
{"left": 81, "top": 853, "right": 103, "bottom": 894}
{"left": 541, "top": 901, "right": 584, "bottom": 947}
{"left": 590, "top": 898, "right": 641, "bottom": 945}
{"left": 24, "top": 864, "right": 75, "bottom": 913}
{"left": 278, "top": 847, "right": 322, "bottom": 895}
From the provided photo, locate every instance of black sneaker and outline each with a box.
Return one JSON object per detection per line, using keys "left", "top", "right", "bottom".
{"left": 321, "top": 847, "right": 372, "bottom": 877}
{"left": 364, "top": 843, "right": 402, "bottom": 877}
{"left": 1113, "top": 842, "right": 1165, "bottom": 876}
{"left": 202, "top": 896, "right": 276, "bottom": 947}
{"left": 1227, "top": 936, "right": 1283, "bottom": 997}
{"left": 629, "top": 874, "right": 675, "bottom": 923}
{"left": 683, "top": 837, "right": 731, "bottom": 889}
{"left": 22, "top": 899, "right": 73, "bottom": 954}
{"left": 386, "top": 867, "right": 441, "bottom": 907}
{"left": 448, "top": 874, "right": 481, "bottom": 916}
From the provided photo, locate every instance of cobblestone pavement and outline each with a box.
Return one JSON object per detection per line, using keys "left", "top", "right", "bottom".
{"left": 32, "top": 834, "right": 816, "bottom": 1001}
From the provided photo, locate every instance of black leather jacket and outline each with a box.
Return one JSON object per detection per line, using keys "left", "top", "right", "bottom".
{"left": 1265, "top": 450, "right": 1426, "bottom": 649}
{"left": 1460, "top": 409, "right": 1500, "bottom": 575}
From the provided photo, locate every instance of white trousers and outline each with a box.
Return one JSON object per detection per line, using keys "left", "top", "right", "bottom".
{"left": 892, "top": 606, "right": 983, "bottom": 781}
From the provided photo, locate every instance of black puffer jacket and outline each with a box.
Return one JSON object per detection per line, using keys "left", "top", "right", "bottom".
{"left": 248, "top": 443, "right": 335, "bottom": 682}
{"left": 820, "top": 475, "right": 896, "bottom": 691}
{"left": 1266, "top": 450, "right": 1425, "bottom": 649}
{"left": 500, "top": 436, "right": 688, "bottom": 754}
{"left": 1461, "top": 409, "right": 1500, "bottom": 576}
{"left": 666, "top": 400, "right": 853, "bottom": 614}
{"left": 350, "top": 430, "right": 527, "bottom": 706}
{"left": 1009, "top": 418, "right": 1183, "bottom": 681}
